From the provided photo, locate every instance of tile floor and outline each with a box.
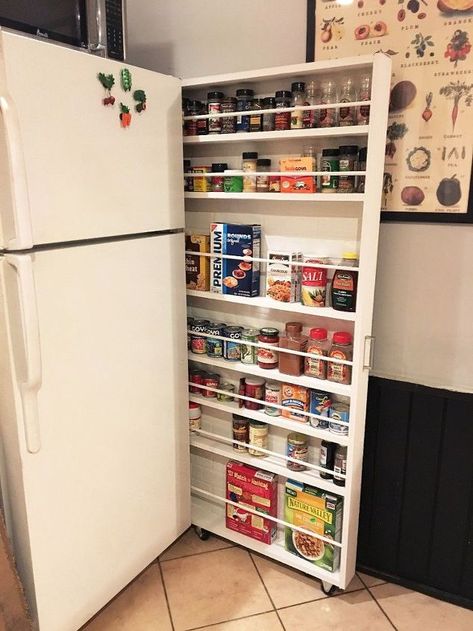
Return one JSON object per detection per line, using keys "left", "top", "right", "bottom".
{"left": 82, "top": 528, "right": 473, "bottom": 631}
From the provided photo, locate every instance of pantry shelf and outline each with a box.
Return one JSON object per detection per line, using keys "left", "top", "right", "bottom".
{"left": 186, "top": 290, "right": 357, "bottom": 321}
{"left": 184, "top": 192, "right": 364, "bottom": 202}
{"left": 187, "top": 351, "right": 352, "bottom": 397}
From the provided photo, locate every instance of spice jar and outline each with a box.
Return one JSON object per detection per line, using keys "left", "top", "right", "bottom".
{"left": 338, "top": 145, "right": 358, "bottom": 193}
{"left": 224, "top": 170, "right": 244, "bottom": 193}
{"left": 319, "top": 80, "right": 338, "bottom": 128}
{"left": 287, "top": 433, "right": 309, "bottom": 471}
{"left": 291, "top": 82, "right": 306, "bottom": 129}
{"left": 305, "top": 328, "right": 330, "bottom": 380}
{"left": 303, "top": 80, "right": 319, "bottom": 128}
{"left": 208, "top": 91, "right": 224, "bottom": 134}
{"left": 191, "top": 319, "right": 209, "bottom": 354}
{"left": 262, "top": 97, "right": 276, "bottom": 131}
{"left": 242, "top": 151, "right": 258, "bottom": 193}
{"left": 334, "top": 445, "right": 347, "bottom": 486}
{"left": 184, "top": 159, "right": 193, "bottom": 192}
{"left": 339, "top": 78, "right": 356, "bottom": 127}
{"left": 236, "top": 88, "right": 254, "bottom": 133}
{"left": 232, "top": 415, "right": 249, "bottom": 451}
{"left": 256, "top": 158, "right": 271, "bottom": 193}
{"left": 211, "top": 163, "right": 227, "bottom": 192}
{"left": 320, "top": 148, "right": 339, "bottom": 193}
{"left": 279, "top": 321, "right": 307, "bottom": 377}
{"left": 275, "top": 90, "right": 292, "bottom": 131}
{"left": 264, "top": 381, "right": 281, "bottom": 416}
{"left": 301, "top": 257, "right": 328, "bottom": 307}
{"left": 358, "top": 74, "right": 371, "bottom": 125}
{"left": 244, "top": 377, "right": 265, "bottom": 410}
{"left": 327, "top": 332, "right": 353, "bottom": 385}
{"left": 331, "top": 253, "right": 358, "bottom": 312}
{"left": 241, "top": 328, "right": 259, "bottom": 364}
{"left": 217, "top": 381, "right": 235, "bottom": 402}
{"left": 192, "top": 166, "right": 211, "bottom": 192}
{"left": 248, "top": 420, "right": 268, "bottom": 457}
{"left": 221, "top": 96, "right": 237, "bottom": 134}
{"left": 206, "top": 322, "right": 226, "bottom": 358}
{"left": 250, "top": 98, "right": 263, "bottom": 132}
{"left": 257, "top": 328, "right": 279, "bottom": 369}
{"left": 320, "top": 440, "right": 336, "bottom": 479}
{"left": 186, "top": 100, "right": 202, "bottom": 136}
{"left": 357, "top": 147, "right": 367, "bottom": 193}
{"left": 203, "top": 373, "right": 220, "bottom": 398}
{"left": 189, "top": 402, "right": 202, "bottom": 431}
{"left": 223, "top": 325, "right": 243, "bottom": 361}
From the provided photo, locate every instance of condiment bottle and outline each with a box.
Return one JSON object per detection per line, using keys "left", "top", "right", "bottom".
{"left": 244, "top": 377, "right": 265, "bottom": 410}
{"left": 331, "top": 253, "right": 358, "bottom": 312}
{"left": 208, "top": 91, "right": 224, "bottom": 134}
{"left": 187, "top": 100, "right": 202, "bottom": 136}
{"left": 333, "top": 445, "right": 347, "bottom": 486}
{"left": 256, "top": 158, "right": 271, "bottom": 192}
{"left": 287, "top": 433, "right": 309, "bottom": 471}
{"left": 338, "top": 146, "right": 359, "bottom": 193}
{"left": 221, "top": 96, "right": 237, "bottom": 134}
{"left": 257, "top": 327, "right": 279, "bottom": 369}
{"left": 319, "top": 80, "right": 338, "bottom": 128}
{"left": 275, "top": 90, "right": 292, "bottom": 131}
{"left": 339, "top": 78, "right": 356, "bottom": 127}
{"left": 262, "top": 97, "right": 276, "bottom": 131}
{"left": 357, "top": 147, "right": 367, "bottom": 193}
{"left": 236, "top": 88, "right": 254, "bottom": 133}
{"left": 184, "top": 159, "right": 193, "bottom": 192}
{"left": 358, "top": 74, "right": 371, "bottom": 125}
{"left": 250, "top": 98, "right": 263, "bottom": 132}
{"left": 211, "top": 163, "right": 228, "bottom": 192}
{"left": 264, "top": 382, "right": 281, "bottom": 416}
{"left": 320, "top": 440, "right": 336, "bottom": 479}
{"left": 242, "top": 151, "right": 258, "bottom": 193}
{"left": 303, "top": 80, "right": 319, "bottom": 128}
{"left": 320, "top": 148, "right": 339, "bottom": 193}
{"left": 327, "top": 332, "right": 353, "bottom": 385}
{"left": 291, "top": 81, "right": 306, "bottom": 129}
{"left": 304, "top": 328, "right": 330, "bottom": 379}
{"left": 279, "top": 322, "right": 307, "bottom": 377}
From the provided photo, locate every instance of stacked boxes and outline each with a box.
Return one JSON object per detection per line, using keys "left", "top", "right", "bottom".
{"left": 185, "top": 233, "right": 210, "bottom": 291}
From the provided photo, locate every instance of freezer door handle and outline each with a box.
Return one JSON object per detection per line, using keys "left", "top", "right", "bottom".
{"left": 0, "top": 96, "right": 34, "bottom": 250}
{"left": 5, "top": 255, "right": 42, "bottom": 454}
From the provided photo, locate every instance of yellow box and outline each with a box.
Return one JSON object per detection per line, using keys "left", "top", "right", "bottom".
{"left": 185, "top": 234, "right": 210, "bottom": 291}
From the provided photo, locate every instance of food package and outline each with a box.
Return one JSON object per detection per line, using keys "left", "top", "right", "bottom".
{"left": 185, "top": 233, "right": 210, "bottom": 291}
{"left": 281, "top": 383, "right": 309, "bottom": 422}
{"left": 266, "top": 251, "right": 302, "bottom": 303}
{"left": 280, "top": 157, "right": 316, "bottom": 194}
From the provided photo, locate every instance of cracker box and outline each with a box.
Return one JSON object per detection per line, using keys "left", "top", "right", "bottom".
{"left": 185, "top": 233, "right": 210, "bottom": 291}
{"left": 210, "top": 223, "right": 261, "bottom": 297}
{"left": 226, "top": 461, "right": 278, "bottom": 544}
{"left": 284, "top": 480, "right": 343, "bottom": 572}
{"left": 266, "top": 251, "right": 303, "bottom": 303}
{"left": 281, "top": 383, "right": 309, "bottom": 422}
{"left": 280, "top": 157, "right": 316, "bottom": 194}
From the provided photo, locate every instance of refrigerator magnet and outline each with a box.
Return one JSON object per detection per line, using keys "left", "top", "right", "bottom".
{"left": 119, "top": 103, "right": 131, "bottom": 128}
{"left": 133, "top": 90, "right": 147, "bottom": 113}
{"left": 120, "top": 68, "right": 132, "bottom": 92}
{"left": 97, "top": 72, "right": 116, "bottom": 106}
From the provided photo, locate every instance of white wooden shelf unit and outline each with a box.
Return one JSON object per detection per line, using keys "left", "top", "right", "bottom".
{"left": 182, "top": 53, "right": 391, "bottom": 592}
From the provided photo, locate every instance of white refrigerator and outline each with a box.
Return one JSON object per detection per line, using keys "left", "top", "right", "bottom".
{"left": 0, "top": 30, "right": 190, "bottom": 631}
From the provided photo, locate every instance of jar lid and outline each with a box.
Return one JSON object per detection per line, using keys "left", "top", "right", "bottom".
{"left": 287, "top": 432, "right": 307, "bottom": 444}
{"left": 259, "top": 327, "right": 279, "bottom": 336}
{"left": 322, "top": 148, "right": 339, "bottom": 156}
{"left": 242, "top": 152, "right": 258, "bottom": 159}
{"left": 266, "top": 381, "right": 280, "bottom": 390}
{"left": 224, "top": 170, "right": 244, "bottom": 175}
{"left": 211, "top": 163, "right": 228, "bottom": 172}
{"left": 262, "top": 97, "right": 276, "bottom": 107}
{"left": 339, "top": 145, "right": 359, "bottom": 155}
{"left": 242, "top": 328, "right": 260, "bottom": 336}
{"left": 249, "top": 420, "right": 268, "bottom": 427}
{"left": 224, "top": 325, "right": 244, "bottom": 332}
{"left": 236, "top": 88, "right": 254, "bottom": 97}
{"left": 192, "top": 319, "right": 210, "bottom": 326}
{"left": 309, "top": 327, "right": 328, "bottom": 340}
{"left": 189, "top": 402, "right": 200, "bottom": 410}
{"left": 245, "top": 377, "right": 265, "bottom": 386}
{"left": 332, "top": 331, "right": 352, "bottom": 344}
{"left": 222, "top": 96, "right": 237, "bottom": 102}
{"left": 358, "top": 147, "right": 367, "bottom": 161}
{"left": 257, "top": 158, "right": 271, "bottom": 166}
{"left": 285, "top": 322, "right": 303, "bottom": 335}
{"left": 275, "top": 90, "right": 292, "bottom": 99}
{"left": 342, "top": 252, "right": 358, "bottom": 260}
{"left": 207, "top": 91, "right": 224, "bottom": 100}
{"left": 291, "top": 82, "right": 306, "bottom": 92}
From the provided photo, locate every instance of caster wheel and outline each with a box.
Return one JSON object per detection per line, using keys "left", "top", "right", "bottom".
{"left": 321, "top": 581, "right": 337, "bottom": 596}
{"left": 194, "top": 526, "right": 210, "bottom": 541}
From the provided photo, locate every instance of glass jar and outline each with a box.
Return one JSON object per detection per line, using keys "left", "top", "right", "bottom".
{"left": 250, "top": 98, "right": 263, "bottom": 132}
{"left": 339, "top": 78, "right": 356, "bottom": 127}
{"left": 248, "top": 420, "right": 268, "bottom": 457}
{"left": 331, "top": 252, "right": 359, "bottom": 312}
{"left": 279, "top": 321, "right": 307, "bottom": 377}
{"left": 357, "top": 147, "right": 367, "bottom": 193}
{"left": 338, "top": 145, "right": 359, "bottom": 193}
{"left": 232, "top": 415, "right": 249, "bottom": 451}
{"left": 291, "top": 81, "right": 307, "bottom": 129}
{"left": 224, "top": 170, "right": 244, "bottom": 193}
{"left": 256, "top": 158, "right": 271, "bottom": 192}
{"left": 264, "top": 381, "right": 281, "bottom": 416}
{"left": 244, "top": 377, "right": 265, "bottom": 410}
{"left": 184, "top": 159, "right": 193, "bottom": 192}
{"left": 327, "top": 332, "right": 353, "bottom": 385}
{"left": 320, "top": 148, "right": 339, "bottom": 193}
{"left": 182, "top": 98, "right": 190, "bottom": 135}
{"left": 262, "top": 97, "right": 276, "bottom": 131}
{"left": 304, "top": 327, "right": 330, "bottom": 379}
{"left": 208, "top": 91, "right": 224, "bottom": 134}
{"left": 275, "top": 90, "right": 292, "bottom": 131}
{"left": 221, "top": 96, "right": 237, "bottom": 134}
{"left": 303, "top": 80, "right": 320, "bottom": 128}
{"left": 211, "top": 163, "right": 228, "bottom": 192}
{"left": 319, "top": 80, "right": 338, "bottom": 128}
{"left": 242, "top": 151, "right": 258, "bottom": 193}
{"left": 186, "top": 100, "right": 201, "bottom": 136}
{"left": 334, "top": 445, "right": 347, "bottom": 486}
{"left": 287, "top": 433, "right": 309, "bottom": 471}
{"left": 320, "top": 440, "right": 336, "bottom": 479}
{"left": 236, "top": 88, "right": 254, "bottom": 133}
{"left": 257, "top": 328, "right": 279, "bottom": 369}
{"left": 358, "top": 74, "right": 371, "bottom": 125}
{"left": 241, "top": 328, "right": 259, "bottom": 364}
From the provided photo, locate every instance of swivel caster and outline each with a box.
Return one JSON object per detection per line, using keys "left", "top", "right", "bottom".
{"left": 194, "top": 526, "right": 210, "bottom": 541}
{"left": 321, "top": 581, "right": 337, "bottom": 596}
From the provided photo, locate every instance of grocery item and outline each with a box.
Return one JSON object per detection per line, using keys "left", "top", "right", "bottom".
{"left": 203, "top": 373, "right": 219, "bottom": 398}
{"left": 241, "top": 328, "right": 259, "bottom": 365}
{"left": 206, "top": 322, "right": 226, "bottom": 358}
{"left": 189, "top": 369, "right": 205, "bottom": 394}
{"left": 256, "top": 159, "right": 271, "bottom": 192}
{"left": 232, "top": 415, "right": 249, "bottom": 451}
{"left": 301, "top": 257, "right": 327, "bottom": 307}
{"left": 281, "top": 383, "right": 309, "bottom": 422}
{"left": 250, "top": 98, "right": 263, "bottom": 132}
{"left": 223, "top": 325, "right": 244, "bottom": 361}
{"left": 285, "top": 481, "right": 343, "bottom": 572}
{"left": 275, "top": 90, "right": 292, "bottom": 130}
{"left": 217, "top": 382, "right": 235, "bottom": 402}
{"left": 304, "top": 328, "right": 330, "bottom": 380}
{"left": 279, "top": 322, "right": 307, "bottom": 377}
{"left": 248, "top": 420, "right": 269, "bottom": 456}
{"left": 331, "top": 253, "right": 358, "bottom": 312}
{"left": 334, "top": 445, "right": 347, "bottom": 487}
{"left": 211, "top": 163, "right": 227, "bottom": 192}
{"left": 192, "top": 166, "right": 211, "bottom": 192}
{"left": 327, "top": 332, "right": 353, "bottom": 385}
{"left": 224, "top": 170, "right": 244, "bottom": 193}
{"left": 339, "top": 78, "right": 356, "bottom": 126}
{"left": 264, "top": 381, "right": 281, "bottom": 416}
{"left": 185, "top": 233, "right": 210, "bottom": 291}
{"left": 320, "top": 440, "right": 336, "bottom": 479}
{"left": 190, "top": 319, "right": 209, "bottom": 354}
{"left": 186, "top": 100, "right": 201, "bottom": 136}
{"left": 309, "top": 390, "right": 331, "bottom": 429}
{"left": 357, "top": 147, "right": 367, "bottom": 193}
{"left": 257, "top": 328, "right": 280, "bottom": 369}
{"left": 329, "top": 402, "right": 350, "bottom": 436}
{"left": 226, "top": 461, "right": 277, "bottom": 544}
{"left": 358, "top": 74, "right": 371, "bottom": 124}
{"left": 269, "top": 175, "right": 281, "bottom": 192}
{"left": 287, "top": 433, "right": 309, "bottom": 471}
{"left": 303, "top": 80, "right": 319, "bottom": 128}
{"left": 236, "top": 88, "right": 254, "bottom": 133}
{"left": 291, "top": 82, "right": 306, "bottom": 129}
{"left": 320, "top": 148, "right": 339, "bottom": 193}
{"left": 262, "top": 97, "right": 276, "bottom": 131}
{"left": 208, "top": 91, "right": 224, "bottom": 134}
{"left": 280, "top": 157, "right": 316, "bottom": 194}
{"left": 221, "top": 97, "right": 237, "bottom": 134}
{"left": 188, "top": 402, "right": 201, "bottom": 431}
{"left": 266, "top": 251, "right": 302, "bottom": 303}
{"left": 319, "top": 80, "right": 338, "bottom": 128}
{"left": 244, "top": 377, "right": 265, "bottom": 410}
{"left": 338, "top": 146, "right": 358, "bottom": 193}
{"left": 184, "top": 159, "right": 193, "bottom": 192}
{"left": 242, "top": 152, "right": 258, "bottom": 193}
{"left": 187, "top": 316, "right": 193, "bottom": 350}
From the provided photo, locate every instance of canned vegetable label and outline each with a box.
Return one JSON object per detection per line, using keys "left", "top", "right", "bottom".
{"left": 309, "top": 390, "right": 331, "bottom": 428}
{"left": 223, "top": 326, "right": 243, "bottom": 361}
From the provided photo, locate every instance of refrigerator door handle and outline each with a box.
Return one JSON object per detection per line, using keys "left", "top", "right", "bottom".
{"left": 0, "top": 95, "right": 34, "bottom": 250}
{"left": 5, "top": 255, "right": 42, "bottom": 454}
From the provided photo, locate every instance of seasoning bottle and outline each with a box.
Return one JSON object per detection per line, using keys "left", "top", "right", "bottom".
{"left": 279, "top": 321, "right": 307, "bottom": 377}
{"left": 224, "top": 170, "right": 244, "bottom": 193}
{"left": 275, "top": 90, "right": 292, "bottom": 131}
{"left": 257, "top": 327, "right": 279, "bottom": 369}
{"left": 303, "top": 80, "right": 319, "bottom": 128}
{"left": 221, "top": 96, "right": 237, "bottom": 134}
{"left": 320, "top": 148, "right": 339, "bottom": 193}
{"left": 304, "top": 328, "right": 330, "bottom": 379}
{"left": 211, "top": 163, "right": 228, "bottom": 193}
{"left": 244, "top": 377, "right": 265, "bottom": 410}
{"left": 256, "top": 158, "right": 271, "bottom": 193}
{"left": 241, "top": 328, "right": 259, "bottom": 364}
{"left": 236, "top": 88, "right": 254, "bottom": 133}
{"left": 250, "top": 98, "right": 263, "bottom": 132}
{"left": 327, "top": 332, "right": 353, "bottom": 385}
{"left": 264, "top": 381, "right": 281, "bottom": 416}
{"left": 232, "top": 415, "right": 249, "bottom": 451}
{"left": 320, "top": 440, "right": 336, "bottom": 479}
{"left": 287, "top": 433, "right": 309, "bottom": 471}
{"left": 338, "top": 145, "right": 359, "bottom": 193}
{"left": 262, "top": 96, "right": 276, "bottom": 131}
{"left": 187, "top": 100, "right": 201, "bottom": 136}
{"left": 357, "top": 147, "right": 367, "bottom": 193}
{"left": 319, "top": 81, "right": 338, "bottom": 128}
{"left": 242, "top": 152, "right": 258, "bottom": 193}
{"left": 302, "top": 145, "right": 317, "bottom": 191}
{"left": 208, "top": 91, "right": 224, "bottom": 134}
{"left": 189, "top": 402, "right": 201, "bottom": 431}
{"left": 196, "top": 100, "right": 208, "bottom": 136}
{"left": 291, "top": 81, "right": 307, "bottom": 129}
{"left": 334, "top": 445, "right": 347, "bottom": 486}
{"left": 331, "top": 253, "right": 358, "bottom": 312}
{"left": 339, "top": 78, "right": 356, "bottom": 127}
{"left": 358, "top": 74, "right": 371, "bottom": 125}
{"left": 248, "top": 420, "right": 268, "bottom": 457}
{"left": 184, "top": 159, "right": 193, "bottom": 192}
{"left": 301, "top": 257, "right": 327, "bottom": 307}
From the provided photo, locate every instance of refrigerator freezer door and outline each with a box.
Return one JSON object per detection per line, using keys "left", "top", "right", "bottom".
{"left": 0, "top": 30, "right": 184, "bottom": 249}
{"left": 0, "top": 233, "right": 190, "bottom": 631}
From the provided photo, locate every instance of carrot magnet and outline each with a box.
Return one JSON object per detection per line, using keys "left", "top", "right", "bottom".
{"left": 98, "top": 73, "right": 116, "bottom": 106}
{"left": 119, "top": 103, "right": 131, "bottom": 128}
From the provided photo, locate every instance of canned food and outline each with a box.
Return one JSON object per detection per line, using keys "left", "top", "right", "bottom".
{"left": 309, "top": 390, "right": 331, "bottom": 429}
{"left": 329, "top": 402, "right": 350, "bottom": 435}
{"left": 191, "top": 319, "right": 209, "bottom": 354}
{"left": 189, "top": 369, "right": 206, "bottom": 394}
{"left": 232, "top": 415, "right": 249, "bottom": 451}
{"left": 187, "top": 316, "right": 194, "bottom": 350}
{"left": 248, "top": 420, "right": 268, "bottom": 457}
{"left": 244, "top": 377, "right": 265, "bottom": 410}
{"left": 206, "top": 322, "right": 226, "bottom": 358}
{"left": 217, "top": 381, "right": 235, "bottom": 402}
{"left": 301, "top": 258, "right": 328, "bottom": 308}
{"left": 189, "top": 402, "right": 201, "bottom": 431}
{"left": 287, "top": 432, "right": 309, "bottom": 471}
{"left": 241, "top": 328, "right": 259, "bottom": 364}
{"left": 203, "top": 373, "right": 219, "bottom": 398}
{"left": 264, "top": 381, "right": 281, "bottom": 416}
{"left": 223, "top": 326, "right": 243, "bottom": 361}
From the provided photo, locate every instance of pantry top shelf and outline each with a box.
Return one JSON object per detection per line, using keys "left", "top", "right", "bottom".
{"left": 183, "top": 126, "right": 369, "bottom": 144}
{"left": 185, "top": 192, "right": 364, "bottom": 202}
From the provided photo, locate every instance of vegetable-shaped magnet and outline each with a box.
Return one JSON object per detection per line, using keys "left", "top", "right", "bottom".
{"left": 133, "top": 89, "right": 147, "bottom": 113}
{"left": 98, "top": 72, "right": 116, "bottom": 106}
{"left": 121, "top": 68, "right": 132, "bottom": 92}
{"left": 119, "top": 103, "right": 131, "bottom": 128}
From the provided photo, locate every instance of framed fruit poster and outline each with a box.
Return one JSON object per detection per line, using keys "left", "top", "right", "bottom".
{"left": 306, "top": 0, "right": 473, "bottom": 222}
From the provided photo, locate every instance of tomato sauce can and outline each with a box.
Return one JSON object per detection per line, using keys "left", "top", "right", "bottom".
{"left": 309, "top": 390, "right": 331, "bottom": 429}
{"left": 244, "top": 377, "right": 265, "bottom": 410}
{"left": 203, "top": 373, "right": 220, "bottom": 398}
{"left": 189, "top": 369, "right": 206, "bottom": 394}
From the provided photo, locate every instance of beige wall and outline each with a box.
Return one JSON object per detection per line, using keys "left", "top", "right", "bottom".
{"left": 127, "top": 0, "right": 473, "bottom": 394}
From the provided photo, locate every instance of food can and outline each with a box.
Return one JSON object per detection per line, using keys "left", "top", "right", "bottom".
{"left": 264, "top": 381, "right": 281, "bottom": 416}
{"left": 217, "top": 381, "right": 235, "bottom": 402}
{"left": 248, "top": 420, "right": 268, "bottom": 457}
{"left": 223, "top": 325, "right": 244, "bottom": 361}
{"left": 232, "top": 415, "right": 249, "bottom": 451}
{"left": 189, "top": 369, "right": 206, "bottom": 394}
{"left": 191, "top": 319, "right": 209, "bottom": 354}
{"left": 301, "top": 257, "right": 328, "bottom": 307}
{"left": 241, "top": 328, "right": 259, "bottom": 364}
{"left": 309, "top": 390, "right": 332, "bottom": 429}
{"left": 206, "top": 322, "right": 226, "bottom": 358}
{"left": 187, "top": 316, "right": 194, "bottom": 350}
{"left": 329, "top": 402, "right": 350, "bottom": 435}
{"left": 189, "top": 402, "right": 201, "bottom": 431}
{"left": 287, "top": 432, "right": 309, "bottom": 471}
{"left": 203, "top": 373, "right": 219, "bottom": 398}
{"left": 244, "top": 377, "right": 265, "bottom": 410}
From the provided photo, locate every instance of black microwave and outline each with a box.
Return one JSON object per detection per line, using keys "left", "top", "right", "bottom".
{"left": 0, "top": 0, "right": 125, "bottom": 60}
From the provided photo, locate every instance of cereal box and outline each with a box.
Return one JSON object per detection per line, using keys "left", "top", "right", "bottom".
{"left": 280, "top": 157, "right": 316, "bottom": 194}
{"left": 185, "top": 233, "right": 210, "bottom": 291}
{"left": 281, "top": 383, "right": 309, "bottom": 422}
{"left": 210, "top": 223, "right": 261, "bottom": 297}
{"left": 284, "top": 480, "right": 343, "bottom": 572}
{"left": 226, "top": 461, "right": 277, "bottom": 544}
{"left": 266, "top": 251, "right": 302, "bottom": 303}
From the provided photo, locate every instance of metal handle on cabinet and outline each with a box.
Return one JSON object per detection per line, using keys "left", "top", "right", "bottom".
{"left": 88, "top": 0, "right": 106, "bottom": 53}
{"left": 5, "top": 255, "right": 42, "bottom": 454}
{"left": 363, "top": 335, "right": 375, "bottom": 370}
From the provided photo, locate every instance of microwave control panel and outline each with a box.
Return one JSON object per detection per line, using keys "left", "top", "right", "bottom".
{"left": 105, "top": 0, "right": 124, "bottom": 60}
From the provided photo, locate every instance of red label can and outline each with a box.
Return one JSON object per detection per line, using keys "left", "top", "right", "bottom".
{"left": 203, "top": 373, "right": 220, "bottom": 397}
{"left": 244, "top": 377, "right": 265, "bottom": 410}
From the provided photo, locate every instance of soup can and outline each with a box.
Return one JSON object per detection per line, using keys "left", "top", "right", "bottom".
{"left": 244, "top": 377, "right": 265, "bottom": 410}
{"left": 206, "top": 322, "right": 226, "bottom": 358}
{"left": 223, "top": 326, "right": 244, "bottom": 361}
{"left": 248, "top": 420, "right": 268, "bottom": 457}
{"left": 309, "top": 390, "right": 331, "bottom": 429}
{"left": 287, "top": 432, "right": 309, "bottom": 471}
{"left": 264, "top": 381, "right": 281, "bottom": 416}
{"left": 189, "top": 369, "right": 206, "bottom": 394}
{"left": 203, "top": 373, "right": 219, "bottom": 398}
{"left": 191, "top": 319, "right": 209, "bottom": 354}
{"left": 232, "top": 415, "right": 249, "bottom": 451}
{"left": 217, "top": 381, "right": 235, "bottom": 402}
{"left": 241, "top": 328, "right": 259, "bottom": 364}
{"left": 329, "top": 402, "right": 350, "bottom": 436}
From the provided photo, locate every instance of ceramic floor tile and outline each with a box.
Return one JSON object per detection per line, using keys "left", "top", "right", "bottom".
{"left": 358, "top": 571, "right": 387, "bottom": 588}
{"left": 371, "top": 583, "right": 473, "bottom": 631}
{"left": 82, "top": 564, "right": 171, "bottom": 631}
{"left": 159, "top": 527, "right": 234, "bottom": 561}
{"left": 251, "top": 553, "right": 364, "bottom": 609}
{"left": 196, "top": 611, "right": 283, "bottom": 631}
{"left": 278, "top": 589, "right": 393, "bottom": 631}
{"left": 161, "top": 547, "right": 273, "bottom": 631}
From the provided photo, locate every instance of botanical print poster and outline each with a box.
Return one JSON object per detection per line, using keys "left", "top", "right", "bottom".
{"left": 315, "top": 0, "right": 473, "bottom": 214}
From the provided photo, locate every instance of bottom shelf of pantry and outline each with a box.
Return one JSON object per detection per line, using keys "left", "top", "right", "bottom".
{"left": 191, "top": 493, "right": 342, "bottom": 588}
